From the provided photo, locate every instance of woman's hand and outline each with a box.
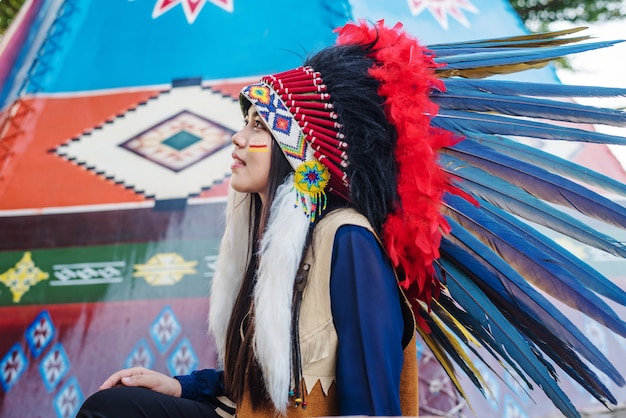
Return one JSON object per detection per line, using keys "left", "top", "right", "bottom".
{"left": 98, "top": 367, "right": 182, "bottom": 397}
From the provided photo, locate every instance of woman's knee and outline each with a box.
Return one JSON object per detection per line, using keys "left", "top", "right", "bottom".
{"left": 77, "top": 386, "right": 149, "bottom": 417}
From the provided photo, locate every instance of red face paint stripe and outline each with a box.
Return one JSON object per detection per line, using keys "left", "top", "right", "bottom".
{"left": 249, "top": 144, "right": 269, "bottom": 152}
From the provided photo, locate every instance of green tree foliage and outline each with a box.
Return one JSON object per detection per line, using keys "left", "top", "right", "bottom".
{"left": 511, "top": 0, "right": 626, "bottom": 31}
{"left": 0, "top": 0, "right": 25, "bottom": 35}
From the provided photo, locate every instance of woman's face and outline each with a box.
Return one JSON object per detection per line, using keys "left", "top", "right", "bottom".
{"left": 230, "top": 105, "right": 273, "bottom": 204}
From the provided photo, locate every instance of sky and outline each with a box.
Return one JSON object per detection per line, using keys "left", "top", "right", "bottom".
{"left": 552, "top": 20, "right": 626, "bottom": 169}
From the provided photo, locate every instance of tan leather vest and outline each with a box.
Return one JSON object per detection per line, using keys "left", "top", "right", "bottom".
{"left": 236, "top": 209, "right": 418, "bottom": 417}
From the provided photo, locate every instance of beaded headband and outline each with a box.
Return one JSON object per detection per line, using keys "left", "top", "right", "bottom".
{"left": 240, "top": 67, "right": 349, "bottom": 221}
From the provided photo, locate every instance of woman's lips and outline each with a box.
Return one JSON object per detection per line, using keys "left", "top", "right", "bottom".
{"left": 231, "top": 153, "right": 245, "bottom": 169}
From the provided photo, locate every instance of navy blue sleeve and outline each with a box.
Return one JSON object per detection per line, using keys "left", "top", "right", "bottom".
{"left": 330, "top": 224, "right": 405, "bottom": 416}
{"left": 174, "top": 369, "right": 225, "bottom": 402}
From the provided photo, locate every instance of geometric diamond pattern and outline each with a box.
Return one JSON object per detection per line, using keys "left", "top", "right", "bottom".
{"left": 167, "top": 337, "right": 198, "bottom": 376}
{"left": 0, "top": 343, "right": 28, "bottom": 392}
{"left": 124, "top": 338, "right": 155, "bottom": 369}
{"left": 150, "top": 305, "right": 181, "bottom": 353}
{"left": 241, "top": 83, "right": 312, "bottom": 166}
{"left": 272, "top": 113, "right": 293, "bottom": 136}
{"left": 25, "top": 310, "right": 56, "bottom": 358}
{"left": 162, "top": 130, "right": 202, "bottom": 151}
{"left": 119, "top": 110, "right": 233, "bottom": 173}
{"left": 53, "top": 376, "right": 84, "bottom": 418}
{"left": 55, "top": 86, "right": 240, "bottom": 200}
{"left": 39, "top": 343, "right": 70, "bottom": 392}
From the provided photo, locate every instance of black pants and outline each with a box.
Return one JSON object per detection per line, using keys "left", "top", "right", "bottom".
{"left": 76, "top": 386, "right": 222, "bottom": 418}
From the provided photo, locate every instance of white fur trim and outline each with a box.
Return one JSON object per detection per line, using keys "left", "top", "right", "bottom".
{"left": 208, "top": 175, "right": 312, "bottom": 413}
{"left": 209, "top": 189, "right": 251, "bottom": 367}
{"left": 254, "top": 174, "right": 311, "bottom": 413}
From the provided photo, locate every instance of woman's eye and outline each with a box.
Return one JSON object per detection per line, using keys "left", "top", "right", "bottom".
{"left": 254, "top": 120, "right": 265, "bottom": 130}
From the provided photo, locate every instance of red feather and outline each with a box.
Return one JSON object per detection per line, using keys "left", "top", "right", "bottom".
{"left": 337, "top": 20, "right": 466, "bottom": 308}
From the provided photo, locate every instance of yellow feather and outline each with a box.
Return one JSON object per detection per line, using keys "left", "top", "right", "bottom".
{"left": 432, "top": 299, "right": 481, "bottom": 349}
{"left": 437, "top": 61, "right": 552, "bottom": 79}
{"left": 429, "top": 302, "right": 494, "bottom": 403}
{"left": 434, "top": 27, "right": 592, "bottom": 79}
{"left": 416, "top": 325, "right": 468, "bottom": 396}
{"left": 470, "top": 26, "right": 589, "bottom": 45}
{"left": 430, "top": 27, "right": 589, "bottom": 47}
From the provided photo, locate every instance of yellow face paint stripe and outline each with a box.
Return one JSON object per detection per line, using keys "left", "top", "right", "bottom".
{"left": 249, "top": 143, "right": 269, "bottom": 152}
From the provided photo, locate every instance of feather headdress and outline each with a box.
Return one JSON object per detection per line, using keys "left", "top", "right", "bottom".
{"left": 212, "top": 20, "right": 626, "bottom": 417}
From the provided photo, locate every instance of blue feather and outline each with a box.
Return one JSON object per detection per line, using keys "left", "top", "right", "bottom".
{"left": 439, "top": 154, "right": 626, "bottom": 257}
{"left": 437, "top": 243, "right": 582, "bottom": 418}
{"left": 432, "top": 292, "right": 535, "bottom": 391}
{"left": 434, "top": 42, "right": 621, "bottom": 70}
{"left": 432, "top": 88, "right": 626, "bottom": 127}
{"left": 430, "top": 36, "right": 588, "bottom": 50}
{"left": 417, "top": 25, "right": 626, "bottom": 415}
{"left": 445, "top": 140, "right": 626, "bottom": 229}
{"left": 428, "top": 26, "right": 590, "bottom": 49}
{"left": 533, "top": 342, "right": 617, "bottom": 406}
{"left": 466, "top": 134, "right": 626, "bottom": 198}
{"left": 444, "top": 193, "right": 626, "bottom": 344}
{"left": 468, "top": 196, "right": 626, "bottom": 306}
{"left": 442, "top": 78, "right": 626, "bottom": 98}
{"left": 436, "top": 273, "right": 618, "bottom": 406}
{"left": 417, "top": 305, "right": 490, "bottom": 394}
{"left": 433, "top": 109, "right": 626, "bottom": 145}
{"left": 440, "top": 220, "right": 622, "bottom": 408}
{"left": 435, "top": 258, "right": 545, "bottom": 391}
{"left": 432, "top": 46, "right": 536, "bottom": 57}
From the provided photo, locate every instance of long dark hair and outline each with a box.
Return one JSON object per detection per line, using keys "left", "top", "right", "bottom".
{"left": 223, "top": 40, "right": 396, "bottom": 408}
{"left": 223, "top": 130, "right": 293, "bottom": 407}
{"left": 305, "top": 42, "right": 399, "bottom": 235}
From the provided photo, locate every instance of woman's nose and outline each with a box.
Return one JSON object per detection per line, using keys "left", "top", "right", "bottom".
{"left": 232, "top": 130, "right": 245, "bottom": 148}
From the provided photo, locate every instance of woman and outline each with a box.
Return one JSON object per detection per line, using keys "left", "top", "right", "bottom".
{"left": 77, "top": 20, "right": 436, "bottom": 417}
{"left": 79, "top": 19, "right": 626, "bottom": 418}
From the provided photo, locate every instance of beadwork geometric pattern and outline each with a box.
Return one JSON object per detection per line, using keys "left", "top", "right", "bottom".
{"left": 167, "top": 337, "right": 198, "bottom": 376}
{"left": 25, "top": 310, "right": 56, "bottom": 358}
{"left": 0, "top": 343, "right": 28, "bottom": 392}
{"left": 39, "top": 343, "right": 70, "bottom": 392}
{"left": 272, "top": 114, "right": 292, "bottom": 136}
{"left": 150, "top": 305, "right": 181, "bottom": 353}
{"left": 241, "top": 83, "right": 312, "bottom": 165}
{"left": 53, "top": 376, "right": 84, "bottom": 418}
